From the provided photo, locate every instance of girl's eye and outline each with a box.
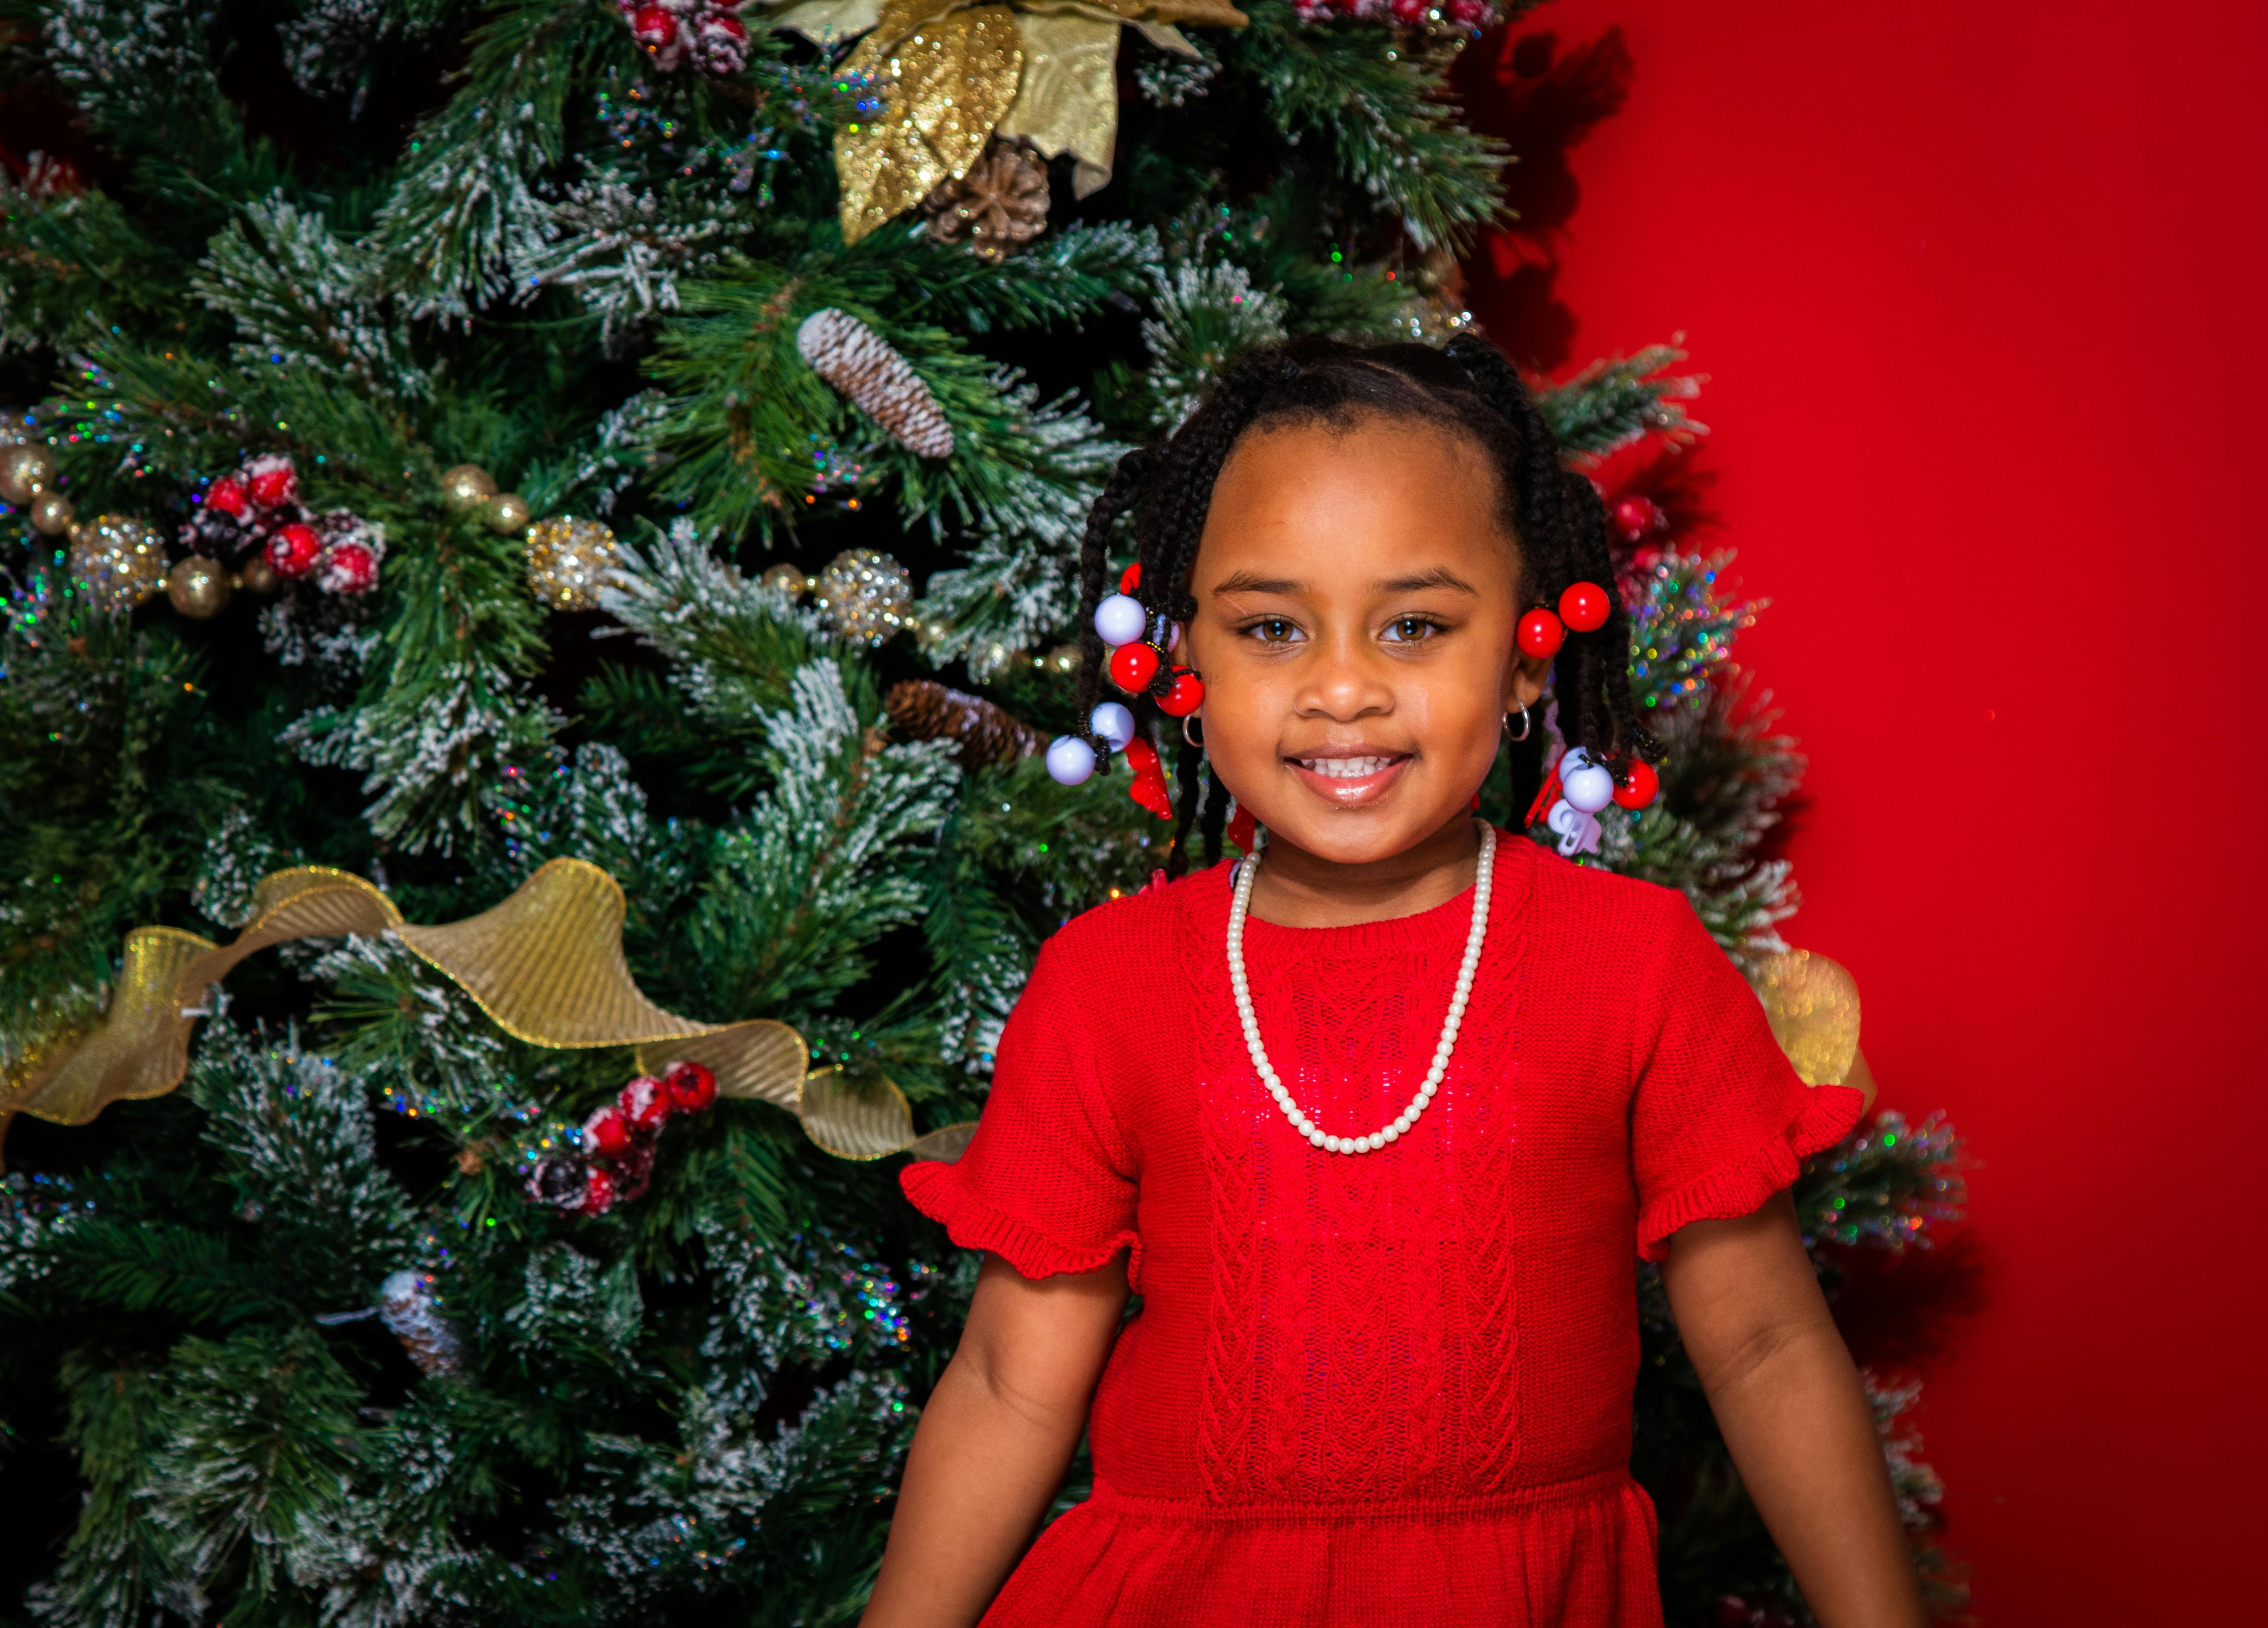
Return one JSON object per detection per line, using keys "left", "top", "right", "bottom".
{"left": 1245, "top": 617, "right": 1301, "bottom": 644}
{"left": 1383, "top": 616, "right": 1444, "bottom": 643}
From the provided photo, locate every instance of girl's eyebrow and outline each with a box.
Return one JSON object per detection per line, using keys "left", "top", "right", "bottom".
{"left": 1211, "top": 567, "right": 1478, "bottom": 596}
{"left": 1212, "top": 571, "right": 1304, "bottom": 595}
{"left": 1378, "top": 567, "right": 1478, "bottom": 595}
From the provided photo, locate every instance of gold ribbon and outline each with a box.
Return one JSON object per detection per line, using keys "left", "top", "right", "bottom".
{"left": 1, "top": 860, "right": 973, "bottom": 1165}
{"left": 1751, "top": 947, "right": 1877, "bottom": 1112}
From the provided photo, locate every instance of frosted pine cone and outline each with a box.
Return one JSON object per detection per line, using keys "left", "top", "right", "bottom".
{"left": 885, "top": 678, "right": 1044, "bottom": 769}
{"left": 795, "top": 308, "right": 956, "bottom": 460}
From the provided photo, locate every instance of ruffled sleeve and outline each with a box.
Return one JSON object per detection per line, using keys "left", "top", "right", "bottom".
{"left": 900, "top": 932, "right": 1142, "bottom": 1284}
{"left": 1630, "top": 894, "right": 1864, "bottom": 1262}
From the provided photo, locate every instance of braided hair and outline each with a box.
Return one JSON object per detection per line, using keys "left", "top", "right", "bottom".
{"left": 1074, "top": 333, "right": 1657, "bottom": 878}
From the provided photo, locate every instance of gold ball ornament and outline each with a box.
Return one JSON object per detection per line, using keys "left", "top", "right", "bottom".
{"left": 67, "top": 515, "right": 167, "bottom": 613}
{"left": 166, "top": 556, "right": 233, "bottom": 619}
{"left": 29, "top": 490, "right": 75, "bottom": 536}
{"left": 759, "top": 561, "right": 812, "bottom": 599}
{"left": 813, "top": 548, "right": 914, "bottom": 645}
{"left": 523, "top": 517, "right": 619, "bottom": 610}
{"left": 237, "top": 554, "right": 282, "bottom": 595}
{"left": 484, "top": 492, "right": 532, "bottom": 534}
{"left": 1, "top": 442, "right": 57, "bottom": 505}
{"left": 439, "top": 463, "right": 498, "bottom": 512}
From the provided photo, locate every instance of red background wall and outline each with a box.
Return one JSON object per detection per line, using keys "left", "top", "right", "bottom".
{"left": 1461, "top": 3, "right": 2266, "bottom": 1619}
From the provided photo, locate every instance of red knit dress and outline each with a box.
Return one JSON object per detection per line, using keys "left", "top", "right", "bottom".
{"left": 901, "top": 831, "right": 1862, "bottom": 1627}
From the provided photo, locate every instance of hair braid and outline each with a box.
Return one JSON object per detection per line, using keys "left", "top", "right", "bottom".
{"left": 1167, "top": 740, "right": 1206, "bottom": 879}
{"left": 1197, "top": 760, "right": 1233, "bottom": 869}
{"left": 1071, "top": 444, "right": 1165, "bottom": 737}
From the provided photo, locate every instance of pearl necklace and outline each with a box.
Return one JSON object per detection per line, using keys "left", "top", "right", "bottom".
{"left": 1228, "top": 822, "right": 1496, "bottom": 1155}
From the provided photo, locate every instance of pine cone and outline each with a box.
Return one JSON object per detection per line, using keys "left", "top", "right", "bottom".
{"left": 922, "top": 139, "right": 1050, "bottom": 264}
{"left": 886, "top": 679, "right": 1043, "bottom": 770}
{"left": 796, "top": 308, "right": 956, "bottom": 460}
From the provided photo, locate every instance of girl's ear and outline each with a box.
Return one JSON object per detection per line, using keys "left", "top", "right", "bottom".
{"left": 1508, "top": 646, "right": 1551, "bottom": 711}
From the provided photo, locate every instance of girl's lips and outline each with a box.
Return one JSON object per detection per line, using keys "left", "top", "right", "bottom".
{"left": 1285, "top": 752, "right": 1411, "bottom": 807}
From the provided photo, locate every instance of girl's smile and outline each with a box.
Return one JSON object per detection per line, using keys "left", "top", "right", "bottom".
{"left": 1285, "top": 748, "right": 1411, "bottom": 804}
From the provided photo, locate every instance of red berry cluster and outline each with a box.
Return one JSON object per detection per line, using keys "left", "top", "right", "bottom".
{"left": 619, "top": 0, "right": 749, "bottom": 75}
{"left": 1292, "top": 0, "right": 1495, "bottom": 25}
{"left": 181, "top": 453, "right": 384, "bottom": 594}
{"left": 524, "top": 1060, "right": 719, "bottom": 1217}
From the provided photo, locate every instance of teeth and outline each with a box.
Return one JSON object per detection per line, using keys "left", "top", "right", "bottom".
{"left": 1299, "top": 755, "right": 1393, "bottom": 779}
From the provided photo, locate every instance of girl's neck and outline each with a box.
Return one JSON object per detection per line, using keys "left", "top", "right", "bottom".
{"left": 1244, "top": 812, "right": 1485, "bottom": 930}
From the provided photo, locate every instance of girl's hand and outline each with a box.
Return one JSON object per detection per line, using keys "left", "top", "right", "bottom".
{"left": 1663, "top": 1191, "right": 1929, "bottom": 1628}
{"left": 861, "top": 1251, "right": 1130, "bottom": 1628}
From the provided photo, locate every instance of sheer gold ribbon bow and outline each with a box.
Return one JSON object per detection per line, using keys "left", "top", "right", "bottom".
{"left": 0, "top": 860, "right": 972, "bottom": 1165}
{"left": 769, "top": 0, "right": 1248, "bottom": 243}
{"left": 1751, "top": 947, "right": 1877, "bottom": 1111}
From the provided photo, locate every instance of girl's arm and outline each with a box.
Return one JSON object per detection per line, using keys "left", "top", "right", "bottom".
{"left": 861, "top": 1251, "right": 1130, "bottom": 1628}
{"left": 1662, "top": 1191, "right": 1928, "bottom": 1628}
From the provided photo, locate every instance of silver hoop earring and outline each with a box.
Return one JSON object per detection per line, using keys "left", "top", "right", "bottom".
{"left": 1182, "top": 714, "right": 1205, "bottom": 750}
{"left": 1505, "top": 705, "right": 1531, "bottom": 742}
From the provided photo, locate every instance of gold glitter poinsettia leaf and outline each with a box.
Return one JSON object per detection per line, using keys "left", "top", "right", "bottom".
{"left": 0, "top": 860, "right": 965, "bottom": 1167}
{"left": 814, "top": 0, "right": 1243, "bottom": 241}
{"left": 836, "top": 4, "right": 1025, "bottom": 244}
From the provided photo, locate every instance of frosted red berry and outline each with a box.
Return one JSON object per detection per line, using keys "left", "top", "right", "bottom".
{"left": 248, "top": 463, "right": 297, "bottom": 508}
{"left": 1516, "top": 607, "right": 1565, "bottom": 659}
{"left": 664, "top": 1059, "right": 718, "bottom": 1113}
{"left": 583, "top": 1105, "right": 631, "bottom": 1157}
{"left": 1612, "top": 759, "right": 1660, "bottom": 810}
{"left": 266, "top": 522, "right": 322, "bottom": 578}
{"left": 617, "top": 1074, "right": 672, "bottom": 1131}
{"left": 1156, "top": 669, "right": 1206, "bottom": 717}
{"left": 206, "top": 476, "right": 249, "bottom": 519}
{"left": 630, "top": 4, "right": 679, "bottom": 47}
{"left": 578, "top": 1165, "right": 618, "bottom": 1216}
{"left": 1558, "top": 580, "right": 1612, "bottom": 633}
{"left": 1109, "top": 640, "right": 1160, "bottom": 694}
{"left": 321, "top": 540, "right": 379, "bottom": 594}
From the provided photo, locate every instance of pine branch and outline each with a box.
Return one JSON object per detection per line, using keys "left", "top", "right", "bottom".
{"left": 1228, "top": 2, "right": 1509, "bottom": 253}
{"left": 190, "top": 191, "right": 434, "bottom": 403}
{"left": 369, "top": 0, "right": 634, "bottom": 310}
{"left": 1536, "top": 344, "right": 1705, "bottom": 460}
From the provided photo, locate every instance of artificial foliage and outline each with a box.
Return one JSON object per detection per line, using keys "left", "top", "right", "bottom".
{"left": 0, "top": 2, "right": 1965, "bottom": 1624}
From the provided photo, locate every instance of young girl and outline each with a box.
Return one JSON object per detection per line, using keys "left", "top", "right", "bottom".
{"left": 863, "top": 337, "right": 1924, "bottom": 1627}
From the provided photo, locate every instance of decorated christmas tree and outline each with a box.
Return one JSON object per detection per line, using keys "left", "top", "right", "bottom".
{"left": 0, "top": 3, "right": 1965, "bottom": 1623}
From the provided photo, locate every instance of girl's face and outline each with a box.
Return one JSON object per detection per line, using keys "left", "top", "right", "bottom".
{"left": 1176, "top": 417, "right": 1549, "bottom": 869}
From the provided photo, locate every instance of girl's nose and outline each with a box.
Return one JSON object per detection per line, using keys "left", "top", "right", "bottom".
{"left": 1296, "top": 635, "right": 1393, "bottom": 721}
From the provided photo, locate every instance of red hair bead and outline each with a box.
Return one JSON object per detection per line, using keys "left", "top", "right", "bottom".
{"left": 1110, "top": 641, "right": 1161, "bottom": 694}
{"left": 1612, "top": 759, "right": 1660, "bottom": 810}
{"left": 1516, "top": 607, "right": 1565, "bottom": 659}
{"left": 1558, "top": 581, "right": 1611, "bottom": 633}
{"left": 1156, "top": 668, "right": 1205, "bottom": 717}
{"left": 1119, "top": 562, "right": 1141, "bottom": 594}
